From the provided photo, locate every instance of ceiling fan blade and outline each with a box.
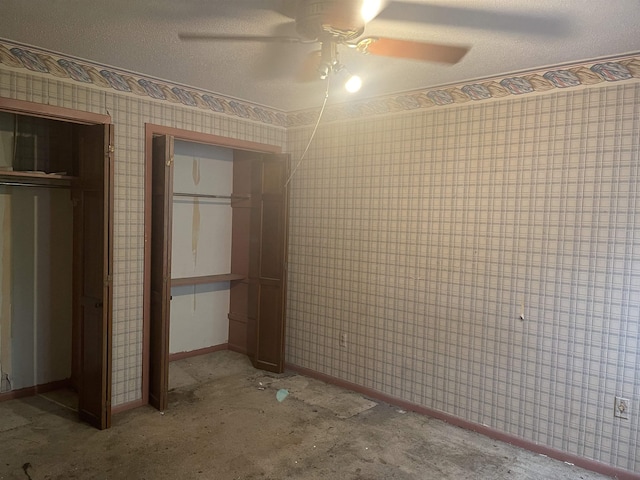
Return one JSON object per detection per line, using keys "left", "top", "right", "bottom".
{"left": 322, "top": 0, "right": 390, "bottom": 29}
{"left": 376, "top": 2, "right": 568, "bottom": 37}
{"left": 276, "top": 0, "right": 298, "bottom": 19}
{"left": 254, "top": 21, "right": 315, "bottom": 81}
{"left": 357, "top": 37, "right": 469, "bottom": 64}
{"left": 178, "top": 33, "right": 306, "bottom": 43}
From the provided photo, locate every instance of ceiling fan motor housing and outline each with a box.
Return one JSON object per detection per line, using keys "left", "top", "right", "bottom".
{"left": 296, "top": 0, "right": 366, "bottom": 41}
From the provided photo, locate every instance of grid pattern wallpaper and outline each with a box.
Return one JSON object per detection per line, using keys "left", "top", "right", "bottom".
{"left": 286, "top": 82, "right": 640, "bottom": 473}
{"left": 0, "top": 69, "right": 286, "bottom": 406}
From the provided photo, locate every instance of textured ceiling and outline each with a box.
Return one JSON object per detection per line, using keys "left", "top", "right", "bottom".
{"left": 1, "top": 0, "right": 639, "bottom": 111}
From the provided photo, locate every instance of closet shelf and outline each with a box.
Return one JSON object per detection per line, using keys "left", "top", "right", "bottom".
{"left": 171, "top": 273, "right": 245, "bottom": 286}
{"left": 173, "top": 192, "right": 250, "bottom": 200}
{"left": 0, "top": 170, "right": 76, "bottom": 188}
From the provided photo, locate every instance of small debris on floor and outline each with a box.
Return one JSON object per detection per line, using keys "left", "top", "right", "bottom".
{"left": 276, "top": 389, "right": 289, "bottom": 402}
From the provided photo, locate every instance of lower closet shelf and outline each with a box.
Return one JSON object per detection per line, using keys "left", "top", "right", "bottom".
{"left": 171, "top": 273, "right": 245, "bottom": 287}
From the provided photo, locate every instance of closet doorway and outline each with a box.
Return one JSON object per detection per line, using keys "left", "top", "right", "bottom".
{"left": 144, "top": 124, "right": 288, "bottom": 411}
{"left": 0, "top": 97, "right": 114, "bottom": 429}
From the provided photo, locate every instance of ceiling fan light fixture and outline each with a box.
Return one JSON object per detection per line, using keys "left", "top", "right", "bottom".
{"left": 345, "top": 74, "right": 362, "bottom": 93}
{"left": 360, "top": 0, "right": 384, "bottom": 23}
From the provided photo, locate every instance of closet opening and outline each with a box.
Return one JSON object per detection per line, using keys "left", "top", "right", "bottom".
{"left": 0, "top": 97, "right": 114, "bottom": 430}
{"left": 144, "top": 124, "right": 288, "bottom": 411}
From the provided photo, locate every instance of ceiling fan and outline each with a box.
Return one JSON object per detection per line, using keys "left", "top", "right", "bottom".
{"left": 179, "top": 0, "right": 470, "bottom": 89}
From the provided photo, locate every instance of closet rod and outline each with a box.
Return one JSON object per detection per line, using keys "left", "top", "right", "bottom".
{"left": 0, "top": 180, "right": 70, "bottom": 189}
{"left": 173, "top": 192, "right": 250, "bottom": 200}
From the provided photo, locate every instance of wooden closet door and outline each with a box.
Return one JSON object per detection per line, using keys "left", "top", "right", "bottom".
{"left": 229, "top": 155, "right": 253, "bottom": 353}
{"left": 149, "top": 135, "right": 173, "bottom": 411}
{"left": 74, "top": 123, "right": 114, "bottom": 430}
{"left": 253, "top": 154, "right": 289, "bottom": 373}
{"left": 231, "top": 152, "right": 289, "bottom": 372}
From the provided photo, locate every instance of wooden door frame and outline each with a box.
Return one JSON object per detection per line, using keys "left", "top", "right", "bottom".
{"left": 142, "top": 123, "right": 282, "bottom": 407}
{"left": 0, "top": 98, "right": 110, "bottom": 125}
{"left": 0, "top": 96, "right": 112, "bottom": 423}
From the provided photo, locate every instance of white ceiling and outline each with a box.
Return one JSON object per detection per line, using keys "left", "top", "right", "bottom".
{"left": 1, "top": 0, "right": 639, "bottom": 111}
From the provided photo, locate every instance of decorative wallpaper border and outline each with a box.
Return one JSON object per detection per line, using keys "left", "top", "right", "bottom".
{"left": 1, "top": 38, "right": 638, "bottom": 128}
{"left": 0, "top": 39, "right": 288, "bottom": 127}
{"left": 288, "top": 53, "right": 640, "bottom": 126}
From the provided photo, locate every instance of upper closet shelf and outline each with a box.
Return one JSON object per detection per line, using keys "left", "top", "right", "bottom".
{"left": 173, "top": 192, "right": 250, "bottom": 200}
{"left": 0, "top": 170, "right": 76, "bottom": 188}
{"left": 171, "top": 273, "right": 245, "bottom": 287}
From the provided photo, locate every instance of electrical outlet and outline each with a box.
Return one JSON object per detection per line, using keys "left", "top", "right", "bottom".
{"left": 341, "top": 333, "right": 347, "bottom": 348}
{"left": 614, "top": 396, "right": 629, "bottom": 419}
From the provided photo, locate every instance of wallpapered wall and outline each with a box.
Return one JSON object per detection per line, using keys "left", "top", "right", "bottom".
{"left": 0, "top": 69, "right": 286, "bottom": 406}
{"left": 2, "top": 39, "right": 640, "bottom": 474}
{"left": 286, "top": 82, "right": 640, "bottom": 473}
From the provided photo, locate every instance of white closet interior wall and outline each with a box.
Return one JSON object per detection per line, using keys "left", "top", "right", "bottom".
{"left": 0, "top": 112, "right": 72, "bottom": 392}
{"left": 169, "top": 140, "right": 233, "bottom": 354}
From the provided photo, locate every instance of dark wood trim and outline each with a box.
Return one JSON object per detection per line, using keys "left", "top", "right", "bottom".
{"left": 168, "top": 343, "right": 229, "bottom": 362}
{"left": 146, "top": 124, "right": 282, "bottom": 154}
{"left": 227, "top": 311, "right": 249, "bottom": 322}
{"left": 0, "top": 97, "right": 111, "bottom": 125}
{"left": 111, "top": 398, "right": 146, "bottom": 415}
{"left": 227, "top": 343, "right": 248, "bottom": 355}
{"left": 142, "top": 123, "right": 282, "bottom": 409}
{"left": 171, "top": 274, "right": 244, "bottom": 287}
{"left": 142, "top": 126, "right": 153, "bottom": 407}
{"left": 286, "top": 363, "right": 640, "bottom": 480}
{"left": 104, "top": 123, "right": 115, "bottom": 428}
{"left": 0, "top": 378, "right": 73, "bottom": 402}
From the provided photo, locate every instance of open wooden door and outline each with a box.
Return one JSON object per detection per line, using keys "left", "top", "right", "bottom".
{"left": 148, "top": 136, "right": 287, "bottom": 408}
{"left": 251, "top": 154, "right": 289, "bottom": 373}
{"left": 149, "top": 135, "right": 173, "bottom": 411}
{"left": 230, "top": 152, "right": 289, "bottom": 372}
{"left": 74, "top": 123, "right": 114, "bottom": 430}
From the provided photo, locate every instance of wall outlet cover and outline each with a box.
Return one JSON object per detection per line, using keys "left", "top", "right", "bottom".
{"left": 614, "top": 396, "right": 629, "bottom": 419}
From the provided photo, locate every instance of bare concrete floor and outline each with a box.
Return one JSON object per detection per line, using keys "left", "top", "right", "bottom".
{"left": 0, "top": 351, "right": 613, "bottom": 480}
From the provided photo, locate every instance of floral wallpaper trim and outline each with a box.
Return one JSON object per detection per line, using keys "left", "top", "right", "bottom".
{"left": 0, "top": 39, "right": 288, "bottom": 127}
{"left": 287, "top": 54, "right": 640, "bottom": 127}
{"left": 1, "top": 39, "right": 638, "bottom": 128}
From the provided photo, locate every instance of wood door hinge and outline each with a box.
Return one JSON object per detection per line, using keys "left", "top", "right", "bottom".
{"left": 105, "top": 274, "right": 113, "bottom": 286}
{"left": 107, "top": 144, "right": 115, "bottom": 154}
{"left": 166, "top": 154, "right": 173, "bottom": 167}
